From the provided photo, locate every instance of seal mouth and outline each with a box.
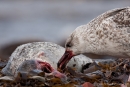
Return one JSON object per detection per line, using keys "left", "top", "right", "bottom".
{"left": 57, "top": 50, "right": 74, "bottom": 70}
{"left": 37, "top": 61, "right": 54, "bottom": 73}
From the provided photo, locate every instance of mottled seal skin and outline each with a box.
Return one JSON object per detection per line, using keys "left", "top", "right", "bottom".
{"left": 58, "top": 7, "right": 130, "bottom": 69}
{"left": 2, "top": 42, "right": 92, "bottom": 76}
{"left": 2, "top": 42, "right": 64, "bottom": 76}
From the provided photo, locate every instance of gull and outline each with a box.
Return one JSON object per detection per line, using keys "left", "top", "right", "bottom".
{"left": 58, "top": 7, "right": 130, "bottom": 69}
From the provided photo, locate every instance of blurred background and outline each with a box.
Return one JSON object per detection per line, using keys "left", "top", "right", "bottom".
{"left": 0, "top": 0, "right": 130, "bottom": 60}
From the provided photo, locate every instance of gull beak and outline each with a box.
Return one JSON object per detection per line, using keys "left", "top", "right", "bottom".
{"left": 57, "top": 50, "right": 74, "bottom": 70}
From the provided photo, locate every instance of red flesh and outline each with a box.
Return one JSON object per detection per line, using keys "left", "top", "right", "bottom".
{"left": 36, "top": 60, "right": 66, "bottom": 78}
{"left": 37, "top": 60, "right": 54, "bottom": 73}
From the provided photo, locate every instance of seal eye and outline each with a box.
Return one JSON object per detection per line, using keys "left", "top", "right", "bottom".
{"left": 66, "top": 42, "right": 72, "bottom": 47}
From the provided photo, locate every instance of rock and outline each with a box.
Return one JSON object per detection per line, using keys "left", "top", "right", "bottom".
{"left": 82, "top": 82, "right": 94, "bottom": 87}
{"left": 29, "top": 76, "right": 45, "bottom": 82}
{"left": 0, "top": 76, "right": 14, "bottom": 81}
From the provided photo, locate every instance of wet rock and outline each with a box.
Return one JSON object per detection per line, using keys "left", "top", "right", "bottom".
{"left": 0, "top": 76, "right": 14, "bottom": 81}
